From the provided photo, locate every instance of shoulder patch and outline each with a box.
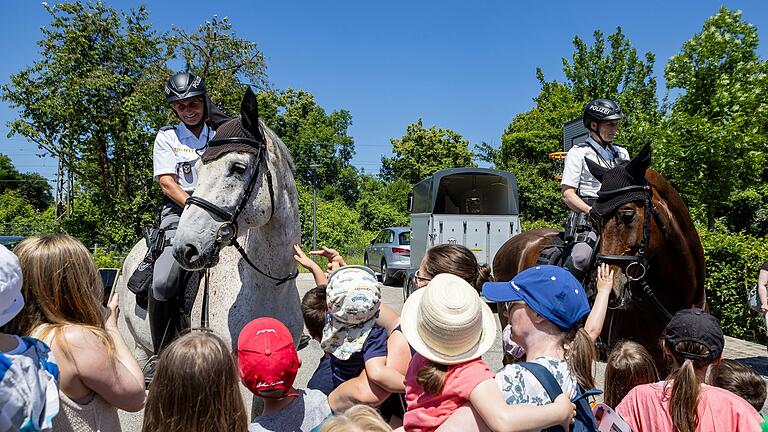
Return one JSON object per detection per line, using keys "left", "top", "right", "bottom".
{"left": 159, "top": 125, "right": 176, "bottom": 131}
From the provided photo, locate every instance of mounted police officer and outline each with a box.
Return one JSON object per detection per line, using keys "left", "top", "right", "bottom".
{"left": 146, "top": 72, "right": 214, "bottom": 378}
{"left": 560, "top": 99, "right": 629, "bottom": 282}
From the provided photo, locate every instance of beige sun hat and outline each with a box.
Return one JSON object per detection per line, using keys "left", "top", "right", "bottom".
{"left": 400, "top": 273, "right": 497, "bottom": 365}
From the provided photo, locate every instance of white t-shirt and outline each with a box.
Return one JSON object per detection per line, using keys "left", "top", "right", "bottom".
{"left": 495, "top": 356, "right": 578, "bottom": 406}
{"left": 152, "top": 122, "right": 214, "bottom": 192}
{"left": 560, "top": 136, "right": 629, "bottom": 199}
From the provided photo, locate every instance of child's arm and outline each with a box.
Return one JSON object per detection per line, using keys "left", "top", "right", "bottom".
{"left": 584, "top": 263, "right": 614, "bottom": 343}
{"left": 468, "top": 379, "right": 575, "bottom": 432}
{"left": 364, "top": 356, "right": 405, "bottom": 393}
{"left": 328, "top": 370, "right": 390, "bottom": 412}
{"left": 375, "top": 304, "right": 401, "bottom": 335}
{"left": 293, "top": 244, "right": 328, "bottom": 286}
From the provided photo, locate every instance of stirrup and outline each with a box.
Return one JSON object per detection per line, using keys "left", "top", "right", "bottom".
{"left": 143, "top": 355, "right": 160, "bottom": 389}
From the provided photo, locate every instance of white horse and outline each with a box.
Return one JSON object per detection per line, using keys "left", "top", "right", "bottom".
{"left": 116, "top": 87, "right": 302, "bottom": 368}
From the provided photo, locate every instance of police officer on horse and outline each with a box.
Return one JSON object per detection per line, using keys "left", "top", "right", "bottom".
{"left": 145, "top": 72, "right": 214, "bottom": 378}
{"left": 561, "top": 99, "right": 629, "bottom": 282}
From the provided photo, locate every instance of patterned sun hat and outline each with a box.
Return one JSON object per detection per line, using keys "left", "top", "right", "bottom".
{"left": 320, "top": 266, "right": 381, "bottom": 360}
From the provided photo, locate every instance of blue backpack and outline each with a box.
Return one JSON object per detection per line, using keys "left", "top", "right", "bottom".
{"left": 517, "top": 362, "right": 601, "bottom": 432}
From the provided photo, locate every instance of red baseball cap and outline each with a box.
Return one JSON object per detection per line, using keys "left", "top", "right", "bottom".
{"left": 237, "top": 317, "right": 300, "bottom": 398}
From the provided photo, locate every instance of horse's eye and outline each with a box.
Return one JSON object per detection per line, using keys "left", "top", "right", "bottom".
{"left": 618, "top": 210, "right": 635, "bottom": 224}
{"left": 231, "top": 163, "right": 247, "bottom": 175}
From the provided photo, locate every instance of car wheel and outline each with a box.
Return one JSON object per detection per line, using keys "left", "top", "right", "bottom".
{"left": 381, "top": 260, "right": 393, "bottom": 285}
{"left": 403, "top": 274, "right": 415, "bottom": 300}
{"left": 363, "top": 253, "right": 370, "bottom": 268}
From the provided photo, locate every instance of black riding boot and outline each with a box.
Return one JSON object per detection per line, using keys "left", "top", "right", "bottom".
{"left": 148, "top": 293, "right": 181, "bottom": 355}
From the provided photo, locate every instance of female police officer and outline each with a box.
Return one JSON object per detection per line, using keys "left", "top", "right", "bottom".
{"left": 146, "top": 72, "right": 213, "bottom": 379}
{"left": 560, "top": 99, "right": 629, "bottom": 282}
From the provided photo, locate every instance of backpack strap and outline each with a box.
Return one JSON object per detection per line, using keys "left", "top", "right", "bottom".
{"left": 517, "top": 361, "right": 564, "bottom": 402}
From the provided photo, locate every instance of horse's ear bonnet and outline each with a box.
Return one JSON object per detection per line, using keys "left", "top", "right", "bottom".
{"left": 586, "top": 159, "right": 608, "bottom": 181}
{"left": 202, "top": 86, "right": 265, "bottom": 164}
{"left": 591, "top": 143, "right": 652, "bottom": 218}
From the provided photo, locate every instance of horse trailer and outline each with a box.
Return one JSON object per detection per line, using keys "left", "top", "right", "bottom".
{"left": 402, "top": 168, "right": 521, "bottom": 299}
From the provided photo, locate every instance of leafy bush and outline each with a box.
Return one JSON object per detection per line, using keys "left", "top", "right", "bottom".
{"left": 699, "top": 228, "right": 768, "bottom": 343}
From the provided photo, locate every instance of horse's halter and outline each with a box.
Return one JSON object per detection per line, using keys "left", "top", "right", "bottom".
{"left": 594, "top": 178, "right": 673, "bottom": 319}
{"left": 185, "top": 136, "right": 298, "bottom": 286}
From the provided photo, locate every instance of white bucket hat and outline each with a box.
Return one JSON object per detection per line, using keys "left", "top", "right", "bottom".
{"left": 0, "top": 244, "right": 24, "bottom": 327}
{"left": 401, "top": 273, "right": 497, "bottom": 365}
{"left": 321, "top": 265, "right": 382, "bottom": 360}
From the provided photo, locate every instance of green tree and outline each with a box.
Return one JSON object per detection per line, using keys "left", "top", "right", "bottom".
{"left": 658, "top": 7, "right": 768, "bottom": 229}
{"left": 170, "top": 15, "right": 268, "bottom": 116}
{"left": 381, "top": 119, "right": 475, "bottom": 184}
{"left": 563, "top": 27, "right": 660, "bottom": 153}
{"left": 257, "top": 89, "right": 359, "bottom": 204}
{"left": 486, "top": 27, "right": 660, "bottom": 223}
{"left": 355, "top": 175, "right": 410, "bottom": 232}
{"left": 1, "top": 1, "right": 170, "bottom": 244}
{"left": 491, "top": 78, "right": 578, "bottom": 222}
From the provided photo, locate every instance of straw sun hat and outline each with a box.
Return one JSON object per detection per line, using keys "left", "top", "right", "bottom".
{"left": 400, "top": 273, "right": 497, "bottom": 365}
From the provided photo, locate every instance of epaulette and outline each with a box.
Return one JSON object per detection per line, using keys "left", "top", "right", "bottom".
{"left": 573, "top": 141, "right": 589, "bottom": 147}
{"left": 159, "top": 125, "right": 176, "bottom": 132}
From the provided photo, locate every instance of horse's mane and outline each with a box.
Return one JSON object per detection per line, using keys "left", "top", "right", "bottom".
{"left": 646, "top": 168, "right": 697, "bottom": 239}
{"left": 259, "top": 120, "right": 296, "bottom": 175}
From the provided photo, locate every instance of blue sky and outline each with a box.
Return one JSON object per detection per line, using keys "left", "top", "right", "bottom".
{"left": 2, "top": 1, "right": 768, "bottom": 183}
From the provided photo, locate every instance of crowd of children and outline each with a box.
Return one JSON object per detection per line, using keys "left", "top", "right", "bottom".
{"left": 0, "top": 236, "right": 766, "bottom": 432}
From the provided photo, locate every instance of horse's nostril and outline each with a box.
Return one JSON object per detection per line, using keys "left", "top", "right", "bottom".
{"left": 183, "top": 244, "right": 200, "bottom": 263}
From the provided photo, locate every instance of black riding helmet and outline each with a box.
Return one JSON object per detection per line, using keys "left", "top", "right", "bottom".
{"left": 165, "top": 72, "right": 208, "bottom": 128}
{"left": 582, "top": 99, "right": 624, "bottom": 145}
{"left": 165, "top": 72, "right": 207, "bottom": 103}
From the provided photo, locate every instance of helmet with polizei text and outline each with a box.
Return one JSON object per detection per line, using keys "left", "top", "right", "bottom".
{"left": 164, "top": 72, "right": 207, "bottom": 104}
{"left": 582, "top": 99, "right": 625, "bottom": 130}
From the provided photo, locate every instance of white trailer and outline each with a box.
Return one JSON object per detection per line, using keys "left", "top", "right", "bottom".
{"left": 403, "top": 168, "right": 521, "bottom": 299}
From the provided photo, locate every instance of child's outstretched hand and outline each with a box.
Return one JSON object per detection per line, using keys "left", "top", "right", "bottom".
{"left": 293, "top": 244, "right": 319, "bottom": 271}
{"left": 553, "top": 393, "right": 577, "bottom": 430}
{"left": 310, "top": 247, "right": 347, "bottom": 269}
{"left": 596, "top": 263, "right": 614, "bottom": 295}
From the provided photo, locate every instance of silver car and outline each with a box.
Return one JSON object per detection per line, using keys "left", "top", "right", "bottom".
{"left": 364, "top": 227, "right": 411, "bottom": 285}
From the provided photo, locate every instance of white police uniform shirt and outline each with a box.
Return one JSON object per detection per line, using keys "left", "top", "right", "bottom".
{"left": 560, "top": 136, "right": 629, "bottom": 199}
{"left": 152, "top": 122, "right": 213, "bottom": 193}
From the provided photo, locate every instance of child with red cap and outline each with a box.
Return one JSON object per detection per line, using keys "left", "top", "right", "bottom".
{"left": 238, "top": 317, "right": 331, "bottom": 432}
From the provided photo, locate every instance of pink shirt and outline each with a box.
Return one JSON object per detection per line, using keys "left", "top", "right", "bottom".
{"left": 616, "top": 381, "right": 762, "bottom": 432}
{"left": 403, "top": 353, "right": 494, "bottom": 432}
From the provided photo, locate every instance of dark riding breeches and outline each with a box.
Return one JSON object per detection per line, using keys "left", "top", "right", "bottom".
{"left": 149, "top": 203, "right": 193, "bottom": 354}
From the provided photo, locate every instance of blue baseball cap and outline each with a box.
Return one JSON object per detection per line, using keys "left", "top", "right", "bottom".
{"left": 483, "top": 265, "right": 590, "bottom": 331}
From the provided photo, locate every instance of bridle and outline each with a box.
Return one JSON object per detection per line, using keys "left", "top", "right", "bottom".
{"left": 185, "top": 135, "right": 299, "bottom": 286}
{"left": 594, "top": 178, "right": 673, "bottom": 320}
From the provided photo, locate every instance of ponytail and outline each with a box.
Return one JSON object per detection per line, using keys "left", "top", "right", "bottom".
{"left": 475, "top": 264, "right": 493, "bottom": 293}
{"left": 664, "top": 340, "right": 711, "bottom": 432}
{"left": 565, "top": 327, "right": 596, "bottom": 389}
{"left": 669, "top": 360, "right": 700, "bottom": 432}
{"left": 416, "top": 362, "right": 449, "bottom": 395}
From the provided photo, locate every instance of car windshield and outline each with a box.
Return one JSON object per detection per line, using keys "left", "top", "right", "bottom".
{"left": 399, "top": 231, "right": 411, "bottom": 246}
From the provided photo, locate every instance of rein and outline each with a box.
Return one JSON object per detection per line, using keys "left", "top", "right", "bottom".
{"left": 185, "top": 136, "right": 299, "bottom": 286}
{"left": 595, "top": 178, "right": 673, "bottom": 320}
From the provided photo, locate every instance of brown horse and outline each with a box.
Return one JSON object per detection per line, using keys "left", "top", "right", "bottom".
{"left": 493, "top": 145, "right": 705, "bottom": 366}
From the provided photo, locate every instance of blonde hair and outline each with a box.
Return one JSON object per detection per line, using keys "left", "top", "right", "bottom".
{"left": 564, "top": 327, "right": 597, "bottom": 390}
{"left": 664, "top": 340, "right": 712, "bottom": 432}
{"left": 604, "top": 340, "right": 659, "bottom": 407}
{"left": 6, "top": 234, "right": 113, "bottom": 352}
{"left": 319, "top": 405, "right": 392, "bottom": 432}
{"left": 142, "top": 331, "right": 248, "bottom": 432}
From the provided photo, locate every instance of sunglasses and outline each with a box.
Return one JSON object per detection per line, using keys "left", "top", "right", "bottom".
{"left": 413, "top": 271, "right": 432, "bottom": 284}
{"left": 504, "top": 300, "right": 526, "bottom": 311}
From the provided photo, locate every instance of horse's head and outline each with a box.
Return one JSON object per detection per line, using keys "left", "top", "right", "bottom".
{"left": 587, "top": 144, "right": 666, "bottom": 309}
{"left": 173, "top": 87, "right": 277, "bottom": 270}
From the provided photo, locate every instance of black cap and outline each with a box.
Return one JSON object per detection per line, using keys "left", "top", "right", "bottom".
{"left": 665, "top": 308, "right": 724, "bottom": 362}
